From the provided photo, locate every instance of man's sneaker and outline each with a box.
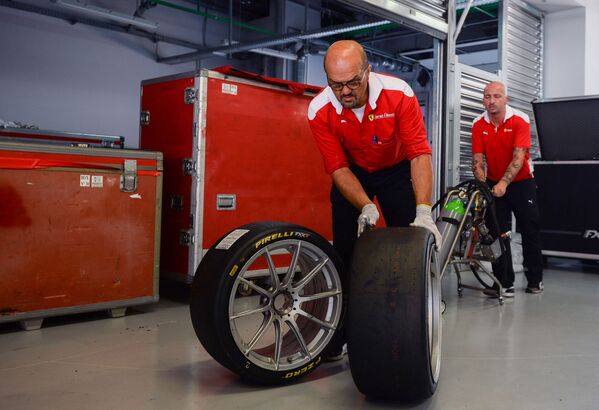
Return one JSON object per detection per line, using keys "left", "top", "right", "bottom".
{"left": 324, "top": 343, "right": 347, "bottom": 362}
{"left": 502, "top": 286, "right": 515, "bottom": 298}
{"left": 526, "top": 282, "right": 544, "bottom": 294}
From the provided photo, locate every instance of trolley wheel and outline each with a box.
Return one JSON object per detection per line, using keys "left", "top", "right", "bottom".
{"left": 189, "top": 222, "right": 343, "bottom": 384}
{"left": 347, "top": 227, "right": 441, "bottom": 401}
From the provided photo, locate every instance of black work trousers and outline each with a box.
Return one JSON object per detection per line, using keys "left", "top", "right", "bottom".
{"left": 326, "top": 161, "right": 416, "bottom": 353}
{"left": 487, "top": 178, "right": 544, "bottom": 288}
{"left": 331, "top": 161, "right": 416, "bottom": 272}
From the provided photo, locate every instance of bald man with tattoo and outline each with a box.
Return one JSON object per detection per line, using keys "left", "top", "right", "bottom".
{"left": 472, "top": 81, "right": 544, "bottom": 297}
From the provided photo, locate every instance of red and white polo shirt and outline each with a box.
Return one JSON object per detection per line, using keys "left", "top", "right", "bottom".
{"left": 307, "top": 72, "right": 431, "bottom": 174}
{"left": 472, "top": 105, "right": 533, "bottom": 182}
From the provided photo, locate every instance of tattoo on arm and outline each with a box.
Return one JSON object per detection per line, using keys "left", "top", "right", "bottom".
{"left": 472, "top": 153, "right": 486, "bottom": 182}
{"left": 500, "top": 148, "right": 526, "bottom": 185}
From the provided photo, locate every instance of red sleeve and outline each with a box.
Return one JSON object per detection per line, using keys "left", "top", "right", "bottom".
{"left": 308, "top": 110, "right": 348, "bottom": 174}
{"left": 396, "top": 93, "right": 432, "bottom": 160}
{"left": 471, "top": 120, "right": 484, "bottom": 154}
{"left": 513, "top": 117, "right": 531, "bottom": 149}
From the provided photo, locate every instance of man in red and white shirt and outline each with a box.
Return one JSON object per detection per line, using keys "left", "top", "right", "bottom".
{"left": 308, "top": 40, "right": 441, "bottom": 359}
{"left": 472, "top": 81, "right": 544, "bottom": 296}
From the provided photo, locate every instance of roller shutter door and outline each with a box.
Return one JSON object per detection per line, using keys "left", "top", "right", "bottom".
{"left": 500, "top": 0, "right": 543, "bottom": 159}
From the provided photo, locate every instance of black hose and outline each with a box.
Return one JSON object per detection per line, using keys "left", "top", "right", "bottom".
{"left": 436, "top": 179, "right": 509, "bottom": 286}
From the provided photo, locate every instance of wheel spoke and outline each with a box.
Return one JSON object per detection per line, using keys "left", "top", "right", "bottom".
{"left": 281, "top": 241, "right": 301, "bottom": 287}
{"left": 293, "top": 257, "right": 329, "bottom": 291}
{"left": 273, "top": 319, "right": 283, "bottom": 371}
{"left": 264, "top": 247, "right": 280, "bottom": 290}
{"left": 299, "top": 290, "right": 341, "bottom": 302}
{"left": 285, "top": 315, "right": 311, "bottom": 359}
{"left": 239, "top": 277, "right": 272, "bottom": 298}
{"left": 229, "top": 305, "right": 270, "bottom": 320}
{"left": 296, "top": 308, "right": 336, "bottom": 330}
{"left": 244, "top": 312, "right": 274, "bottom": 355}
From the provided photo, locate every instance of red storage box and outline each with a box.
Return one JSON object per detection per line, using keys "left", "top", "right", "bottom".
{"left": 140, "top": 68, "right": 331, "bottom": 283}
{"left": 0, "top": 141, "right": 162, "bottom": 329}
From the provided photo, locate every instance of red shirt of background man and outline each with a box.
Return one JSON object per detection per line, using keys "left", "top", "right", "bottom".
{"left": 471, "top": 105, "right": 533, "bottom": 182}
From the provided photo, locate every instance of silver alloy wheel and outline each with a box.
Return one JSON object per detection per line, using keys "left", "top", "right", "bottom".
{"left": 428, "top": 241, "right": 442, "bottom": 383}
{"left": 228, "top": 239, "right": 342, "bottom": 371}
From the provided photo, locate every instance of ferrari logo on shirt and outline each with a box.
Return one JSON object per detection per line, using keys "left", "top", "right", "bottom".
{"left": 368, "top": 114, "right": 375, "bottom": 121}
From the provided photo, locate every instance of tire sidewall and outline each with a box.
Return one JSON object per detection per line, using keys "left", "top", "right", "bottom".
{"left": 199, "top": 222, "right": 342, "bottom": 384}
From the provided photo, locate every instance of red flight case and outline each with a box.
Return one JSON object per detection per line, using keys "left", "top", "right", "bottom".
{"left": 139, "top": 68, "right": 331, "bottom": 283}
{"left": 0, "top": 141, "right": 162, "bottom": 329}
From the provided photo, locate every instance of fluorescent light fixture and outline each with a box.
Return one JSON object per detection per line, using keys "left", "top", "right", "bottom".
{"left": 55, "top": 0, "right": 159, "bottom": 30}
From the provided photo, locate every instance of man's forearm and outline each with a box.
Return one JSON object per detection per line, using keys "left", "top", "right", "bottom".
{"left": 500, "top": 148, "right": 526, "bottom": 185}
{"left": 331, "top": 167, "right": 372, "bottom": 210}
{"left": 472, "top": 153, "right": 486, "bottom": 182}
{"left": 410, "top": 154, "right": 433, "bottom": 205}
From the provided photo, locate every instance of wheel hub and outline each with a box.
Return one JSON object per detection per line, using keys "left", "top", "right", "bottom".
{"left": 272, "top": 291, "right": 294, "bottom": 315}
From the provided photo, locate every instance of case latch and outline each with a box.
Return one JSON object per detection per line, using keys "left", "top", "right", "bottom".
{"left": 182, "top": 158, "right": 196, "bottom": 176}
{"left": 140, "top": 110, "right": 150, "bottom": 126}
{"left": 120, "top": 160, "right": 138, "bottom": 193}
{"left": 179, "top": 229, "right": 194, "bottom": 246}
{"left": 184, "top": 87, "right": 197, "bottom": 104}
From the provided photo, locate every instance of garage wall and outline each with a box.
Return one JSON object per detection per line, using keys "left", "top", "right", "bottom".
{"left": 543, "top": 0, "right": 599, "bottom": 98}
{"left": 583, "top": 2, "right": 599, "bottom": 95}
{"left": 0, "top": 4, "right": 244, "bottom": 148}
{"left": 543, "top": 7, "right": 585, "bottom": 98}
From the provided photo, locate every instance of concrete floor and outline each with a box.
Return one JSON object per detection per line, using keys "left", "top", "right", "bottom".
{"left": 1, "top": 258, "right": 599, "bottom": 410}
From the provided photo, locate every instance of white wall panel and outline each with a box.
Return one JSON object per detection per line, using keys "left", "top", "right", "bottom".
{"left": 543, "top": 8, "right": 585, "bottom": 98}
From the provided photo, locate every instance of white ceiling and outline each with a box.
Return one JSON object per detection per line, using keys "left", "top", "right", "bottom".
{"left": 525, "top": 0, "right": 583, "bottom": 13}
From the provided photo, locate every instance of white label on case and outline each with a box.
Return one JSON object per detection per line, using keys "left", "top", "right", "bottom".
{"left": 221, "top": 83, "right": 238, "bottom": 95}
{"left": 216, "top": 229, "right": 250, "bottom": 250}
{"left": 91, "top": 175, "right": 103, "bottom": 188}
{"left": 80, "top": 175, "right": 90, "bottom": 187}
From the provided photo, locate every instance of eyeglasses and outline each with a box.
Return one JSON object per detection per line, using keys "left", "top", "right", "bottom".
{"left": 327, "top": 68, "right": 367, "bottom": 92}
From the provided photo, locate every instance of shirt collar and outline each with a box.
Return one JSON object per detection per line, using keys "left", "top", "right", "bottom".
{"left": 368, "top": 72, "right": 383, "bottom": 109}
{"left": 484, "top": 104, "right": 514, "bottom": 124}
{"left": 325, "top": 72, "right": 383, "bottom": 115}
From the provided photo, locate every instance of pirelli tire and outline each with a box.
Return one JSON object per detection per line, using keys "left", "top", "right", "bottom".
{"left": 190, "top": 222, "right": 343, "bottom": 384}
{"left": 347, "top": 227, "right": 442, "bottom": 401}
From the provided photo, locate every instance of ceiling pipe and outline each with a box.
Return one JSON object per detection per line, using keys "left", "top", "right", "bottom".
{"left": 0, "top": 0, "right": 203, "bottom": 49}
{"left": 0, "top": 0, "right": 293, "bottom": 63}
{"left": 54, "top": 0, "right": 159, "bottom": 30}
{"left": 158, "top": 19, "right": 392, "bottom": 64}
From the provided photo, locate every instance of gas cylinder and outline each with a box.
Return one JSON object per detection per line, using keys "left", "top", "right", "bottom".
{"left": 436, "top": 198, "right": 466, "bottom": 270}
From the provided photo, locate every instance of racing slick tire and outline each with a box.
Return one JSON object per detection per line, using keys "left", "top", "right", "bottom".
{"left": 347, "top": 227, "right": 442, "bottom": 401}
{"left": 190, "top": 222, "right": 343, "bottom": 384}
